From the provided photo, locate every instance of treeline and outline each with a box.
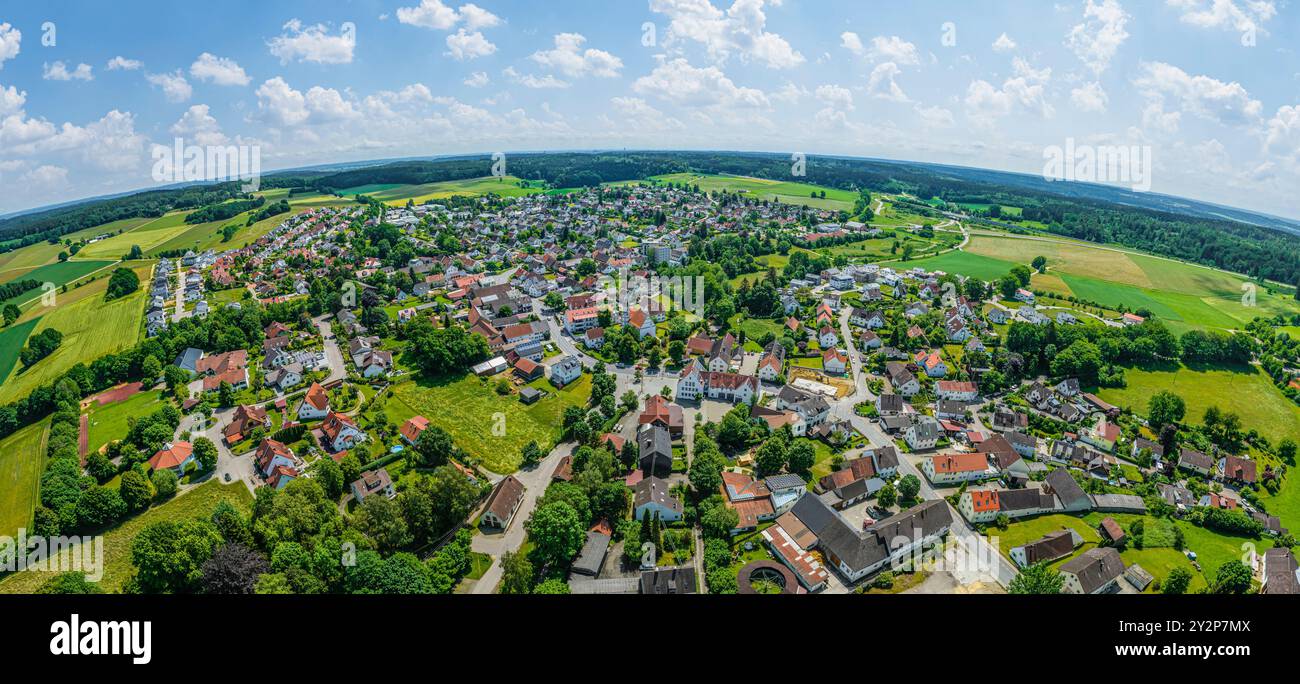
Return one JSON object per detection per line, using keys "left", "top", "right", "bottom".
{"left": 247, "top": 199, "right": 290, "bottom": 224}
{"left": 185, "top": 196, "right": 266, "bottom": 224}
{"left": 0, "top": 182, "right": 245, "bottom": 250}
{"left": 0, "top": 278, "right": 40, "bottom": 302}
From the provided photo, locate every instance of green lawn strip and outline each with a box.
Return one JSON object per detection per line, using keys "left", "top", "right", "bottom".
{"left": 0, "top": 318, "right": 40, "bottom": 381}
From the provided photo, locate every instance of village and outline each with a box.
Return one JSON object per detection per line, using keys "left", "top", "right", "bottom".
{"left": 111, "top": 181, "right": 1297, "bottom": 596}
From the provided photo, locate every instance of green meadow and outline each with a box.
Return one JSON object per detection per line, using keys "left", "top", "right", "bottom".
{"left": 643, "top": 173, "right": 858, "bottom": 211}
{"left": 0, "top": 419, "right": 47, "bottom": 538}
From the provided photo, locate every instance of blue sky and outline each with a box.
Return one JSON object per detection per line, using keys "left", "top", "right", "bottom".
{"left": 1, "top": 0, "right": 1298, "bottom": 218}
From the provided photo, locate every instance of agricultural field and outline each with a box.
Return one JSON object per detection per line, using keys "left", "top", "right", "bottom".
{"left": 0, "top": 318, "right": 40, "bottom": 382}
{"left": 358, "top": 176, "right": 543, "bottom": 206}
{"left": 1095, "top": 362, "right": 1300, "bottom": 446}
{"left": 643, "top": 173, "right": 858, "bottom": 211}
{"left": 0, "top": 479, "right": 253, "bottom": 594}
{"left": 0, "top": 260, "right": 116, "bottom": 307}
{"left": 383, "top": 372, "right": 592, "bottom": 474}
{"left": 72, "top": 212, "right": 192, "bottom": 259}
{"left": 909, "top": 232, "right": 1300, "bottom": 332}
{"left": 0, "top": 419, "right": 48, "bottom": 539}
{"left": 0, "top": 263, "right": 151, "bottom": 403}
{"left": 84, "top": 389, "right": 169, "bottom": 456}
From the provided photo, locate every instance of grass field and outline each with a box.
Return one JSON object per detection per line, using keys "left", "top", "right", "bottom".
{"left": 383, "top": 372, "right": 593, "bottom": 473}
{"left": 1094, "top": 362, "right": 1300, "bottom": 446}
{"left": 85, "top": 390, "right": 169, "bottom": 456}
{"left": 0, "top": 260, "right": 116, "bottom": 307}
{"left": 0, "top": 263, "right": 151, "bottom": 404}
{"left": 360, "top": 176, "right": 543, "bottom": 206}
{"left": 0, "top": 479, "right": 253, "bottom": 594}
{"left": 643, "top": 173, "right": 858, "bottom": 211}
{"left": 0, "top": 419, "right": 48, "bottom": 538}
{"left": 0, "top": 318, "right": 40, "bottom": 382}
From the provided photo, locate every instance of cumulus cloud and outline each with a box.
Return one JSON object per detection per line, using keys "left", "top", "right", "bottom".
{"left": 268, "top": 19, "right": 356, "bottom": 64}
{"left": 0, "top": 23, "right": 19, "bottom": 70}
{"left": 464, "top": 71, "right": 490, "bottom": 87}
{"left": 1133, "top": 61, "right": 1262, "bottom": 125}
{"left": 609, "top": 96, "right": 685, "bottom": 132}
{"left": 1065, "top": 0, "right": 1130, "bottom": 76}
{"left": 190, "top": 53, "right": 251, "bottom": 86}
{"left": 530, "top": 33, "right": 622, "bottom": 78}
{"left": 254, "top": 77, "right": 360, "bottom": 127}
{"left": 1167, "top": 0, "right": 1275, "bottom": 35}
{"left": 1070, "top": 81, "right": 1109, "bottom": 112}
{"left": 632, "top": 58, "right": 768, "bottom": 108}
{"left": 43, "top": 61, "right": 94, "bottom": 81}
{"left": 106, "top": 56, "right": 142, "bottom": 71}
{"left": 840, "top": 31, "right": 864, "bottom": 55}
{"left": 815, "top": 84, "right": 854, "bottom": 111}
{"left": 992, "top": 33, "right": 1017, "bottom": 52}
{"left": 503, "top": 67, "right": 568, "bottom": 89}
{"left": 964, "top": 57, "right": 1054, "bottom": 123}
{"left": 650, "top": 0, "right": 804, "bottom": 69}
{"left": 146, "top": 70, "right": 193, "bottom": 102}
{"left": 169, "top": 104, "right": 228, "bottom": 146}
{"left": 396, "top": 0, "right": 501, "bottom": 30}
{"left": 866, "top": 63, "right": 909, "bottom": 102}
{"left": 445, "top": 29, "right": 497, "bottom": 60}
{"left": 867, "top": 35, "right": 919, "bottom": 65}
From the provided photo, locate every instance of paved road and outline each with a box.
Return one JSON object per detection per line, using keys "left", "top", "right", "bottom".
{"left": 470, "top": 439, "right": 579, "bottom": 594}
{"left": 172, "top": 261, "right": 186, "bottom": 323}
{"left": 312, "top": 314, "right": 347, "bottom": 384}
{"left": 177, "top": 407, "right": 257, "bottom": 494}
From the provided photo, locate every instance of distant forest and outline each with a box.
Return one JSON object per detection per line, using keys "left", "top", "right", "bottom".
{"left": 3, "top": 151, "right": 1299, "bottom": 286}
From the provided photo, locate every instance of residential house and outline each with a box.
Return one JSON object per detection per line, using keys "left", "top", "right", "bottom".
{"left": 634, "top": 476, "right": 683, "bottom": 522}
{"left": 481, "top": 475, "right": 525, "bottom": 529}
{"left": 1060, "top": 547, "right": 1126, "bottom": 594}
{"left": 350, "top": 468, "right": 396, "bottom": 502}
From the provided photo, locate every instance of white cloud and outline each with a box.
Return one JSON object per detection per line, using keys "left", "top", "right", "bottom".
{"left": 840, "top": 31, "right": 864, "bottom": 55}
{"left": 190, "top": 53, "right": 251, "bottom": 86}
{"left": 169, "top": 104, "right": 228, "bottom": 146}
{"left": 915, "top": 104, "right": 955, "bottom": 127}
{"left": 106, "top": 56, "right": 142, "bottom": 71}
{"left": 1071, "top": 81, "right": 1109, "bottom": 112}
{"left": 504, "top": 67, "right": 569, "bottom": 89}
{"left": 397, "top": 0, "right": 501, "bottom": 30}
{"left": 1142, "top": 101, "right": 1182, "bottom": 134}
{"left": 43, "top": 61, "right": 94, "bottom": 81}
{"left": 146, "top": 70, "right": 193, "bottom": 102}
{"left": 1133, "top": 61, "right": 1262, "bottom": 125}
{"left": 866, "top": 63, "right": 909, "bottom": 102}
{"left": 964, "top": 58, "right": 1054, "bottom": 123}
{"left": 530, "top": 33, "right": 622, "bottom": 78}
{"left": 464, "top": 71, "right": 490, "bottom": 87}
{"left": 632, "top": 58, "right": 768, "bottom": 108}
{"left": 1066, "top": 0, "right": 1130, "bottom": 76}
{"left": 268, "top": 19, "right": 356, "bottom": 64}
{"left": 445, "top": 29, "right": 497, "bottom": 60}
{"left": 21, "top": 164, "right": 68, "bottom": 189}
{"left": 610, "top": 96, "right": 685, "bottom": 132}
{"left": 649, "top": 0, "right": 805, "bottom": 69}
{"left": 992, "top": 32, "right": 1017, "bottom": 52}
{"left": 1167, "top": 0, "right": 1275, "bottom": 35}
{"left": 815, "top": 84, "right": 854, "bottom": 111}
{"left": 867, "top": 35, "right": 919, "bottom": 65}
{"left": 1264, "top": 103, "right": 1300, "bottom": 160}
{"left": 0, "top": 23, "right": 19, "bottom": 70}
{"left": 305, "top": 86, "right": 359, "bottom": 121}
{"left": 255, "top": 77, "right": 309, "bottom": 126}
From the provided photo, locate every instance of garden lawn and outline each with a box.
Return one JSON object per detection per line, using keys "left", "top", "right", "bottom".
{"left": 0, "top": 479, "right": 253, "bottom": 594}
{"left": 0, "top": 419, "right": 48, "bottom": 538}
{"left": 384, "top": 372, "right": 592, "bottom": 474}
{"left": 84, "top": 390, "right": 169, "bottom": 456}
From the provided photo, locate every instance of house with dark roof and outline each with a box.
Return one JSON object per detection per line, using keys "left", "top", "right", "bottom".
{"left": 1010, "top": 528, "right": 1081, "bottom": 567}
{"left": 481, "top": 475, "right": 525, "bottom": 529}
{"left": 637, "top": 424, "right": 673, "bottom": 476}
{"left": 634, "top": 476, "right": 682, "bottom": 522}
{"left": 1045, "top": 468, "right": 1093, "bottom": 512}
{"left": 1261, "top": 548, "right": 1300, "bottom": 595}
{"left": 570, "top": 530, "right": 611, "bottom": 577}
{"left": 350, "top": 468, "right": 395, "bottom": 502}
{"left": 1060, "top": 547, "right": 1125, "bottom": 594}
{"left": 1179, "top": 448, "right": 1214, "bottom": 477}
{"left": 786, "top": 494, "right": 952, "bottom": 584}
